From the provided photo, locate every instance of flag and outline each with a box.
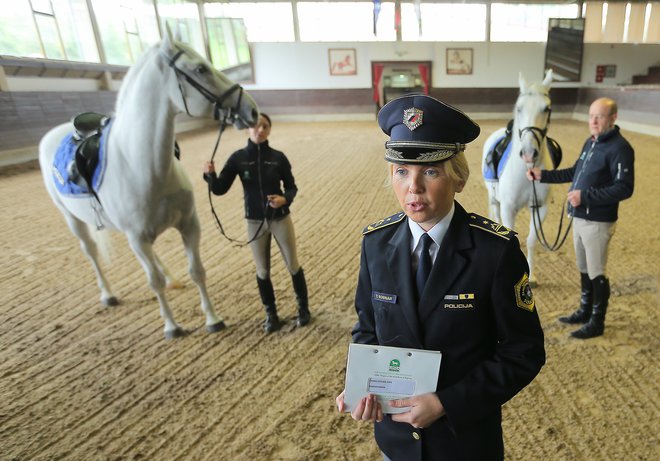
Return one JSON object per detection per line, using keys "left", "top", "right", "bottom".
{"left": 373, "top": 0, "right": 381, "bottom": 35}
{"left": 395, "top": 0, "right": 401, "bottom": 35}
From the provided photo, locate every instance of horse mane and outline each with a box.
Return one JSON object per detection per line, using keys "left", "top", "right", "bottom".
{"left": 115, "top": 44, "right": 160, "bottom": 112}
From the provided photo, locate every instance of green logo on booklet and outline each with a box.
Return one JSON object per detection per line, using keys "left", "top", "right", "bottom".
{"left": 389, "top": 359, "right": 400, "bottom": 372}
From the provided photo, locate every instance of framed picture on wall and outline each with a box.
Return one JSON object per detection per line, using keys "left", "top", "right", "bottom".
{"left": 446, "top": 48, "right": 473, "bottom": 75}
{"left": 329, "top": 48, "right": 357, "bottom": 76}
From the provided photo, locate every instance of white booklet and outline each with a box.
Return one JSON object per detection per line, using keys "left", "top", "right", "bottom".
{"left": 343, "top": 343, "right": 442, "bottom": 414}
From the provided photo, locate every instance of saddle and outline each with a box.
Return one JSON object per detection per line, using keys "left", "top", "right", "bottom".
{"left": 485, "top": 119, "right": 563, "bottom": 180}
{"left": 68, "top": 112, "right": 110, "bottom": 203}
{"left": 67, "top": 112, "right": 183, "bottom": 200}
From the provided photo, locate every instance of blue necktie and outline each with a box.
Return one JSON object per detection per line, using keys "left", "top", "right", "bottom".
{"left": 416, "top": 233, "right": 433, "bottom": 299}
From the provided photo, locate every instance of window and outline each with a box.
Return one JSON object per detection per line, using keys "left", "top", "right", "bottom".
{"left": 401, "top": 3, "right": 487, "bottom": 42}
{"left": 298, "top": 2, "right": 393, "bottom": 42}
{"left": 204, "top": 2, "right": 294, "bottom": 42}
{"left": 491, "top": 3, "right": 580, "bottom": 42}
{"left": 0, "top": 0, "right": 99, "bottom": 61}
{"left": 91, "top": 0, "right": 160, "bottom": 65}
{"left": 206, "top": 18, "right": 254, "bottom": 82}
{"left": 156, "top": 0, "right": 205, "bottom": 60}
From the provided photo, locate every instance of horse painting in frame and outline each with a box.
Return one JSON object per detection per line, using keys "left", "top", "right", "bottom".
{"left": 38, "top": 26, "right": 259, "bottom": 339}
{"left": 482, "top": 69, "right": 554, "bottom": 286}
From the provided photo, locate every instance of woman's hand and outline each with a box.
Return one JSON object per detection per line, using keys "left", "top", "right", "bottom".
{"left": 526, "top": 167, "right": 541, "bottom": 181}
{"left": 389, "top": 393, "right": 445, "bottom": 429}
{"left": 266, "top": 194, "right": 287, "bottom": 209}
{"left": 336, "top": 390, "right": 383, "bottom": 423}
{"left": 203, "top": 161, "right": 215, "bottom": 175}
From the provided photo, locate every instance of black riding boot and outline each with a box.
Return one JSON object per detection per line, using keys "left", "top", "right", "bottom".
{"left": 559, "top": 272, "right": 593, "bottom": 324}
{"left": 571, "top": 276, "right": 609, "bottom": 339}
{"left": 292, "top": 268, "right": 311, "bottom": 327}
{"left": 257, "top": 276, "right": 281, "bottom": 333}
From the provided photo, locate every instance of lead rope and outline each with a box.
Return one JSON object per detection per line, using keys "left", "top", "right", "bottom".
{"left": 530, "top": 176, "right": 573, "bottom": 251}
{"left": 207, "top": 114, "right": 267, "bottom": 247}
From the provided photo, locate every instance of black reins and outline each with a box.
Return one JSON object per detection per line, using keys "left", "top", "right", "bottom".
{"left": 530, "top": 179, "right": 573, "bottom": 251}
{"left": 165, "top": 48, "right": 244, "bottom": 123}
{"left": 206, "top": 121, "right": 267, "bottom": 247}
{"left": 164, "top": 46, "right": 265, "bottom": 247}
{"left": 518, "top": 106, "right": 572, "bottom": 251}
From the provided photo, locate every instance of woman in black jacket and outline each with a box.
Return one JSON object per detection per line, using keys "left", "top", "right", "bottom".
{"left": 203, "top": 113, "right": 310, "bottom": 333}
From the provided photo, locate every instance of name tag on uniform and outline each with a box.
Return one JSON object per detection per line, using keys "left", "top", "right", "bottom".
{"left": 372, "top": 291, "right": 397, "bottom": 304}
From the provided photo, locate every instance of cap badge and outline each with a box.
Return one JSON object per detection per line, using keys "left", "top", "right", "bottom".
{"left": 403, "top": 107, "right": 423, "bottom": 131}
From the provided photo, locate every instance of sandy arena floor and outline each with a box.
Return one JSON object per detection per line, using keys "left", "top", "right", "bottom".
{"left": 0, "top": 119, "right": 658, "bottom": 460}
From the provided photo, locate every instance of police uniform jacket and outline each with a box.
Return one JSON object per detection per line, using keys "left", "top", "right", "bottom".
{"left": 352, "top": 202, "right": 545, "bottom": 461}
{"left": 203, "top": 139, "right": 297, "bottom": 220}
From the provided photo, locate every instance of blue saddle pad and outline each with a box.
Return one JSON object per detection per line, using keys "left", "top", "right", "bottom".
{"left": 483, "top": 135, "right": 512, "bottom": 181}
{"left": 52, "top": 120, "right": 112, "bottom": 197}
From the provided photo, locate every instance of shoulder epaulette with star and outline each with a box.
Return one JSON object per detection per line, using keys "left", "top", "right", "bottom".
{"left": 363, "top": 211, "right": 406, "bottom": 235}
{"left": 468, "top": 213, "right": 516, "bottom": 240}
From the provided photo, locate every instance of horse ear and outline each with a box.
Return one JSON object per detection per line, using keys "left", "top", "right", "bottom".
{"left": 161, "top": 22, "right": 174, "bottom": 54}
{"left": 519, "top": 72, "right": 528, "bottom": 93}
{"left": 543, "top": 68, "right": 553, "bottom": 87}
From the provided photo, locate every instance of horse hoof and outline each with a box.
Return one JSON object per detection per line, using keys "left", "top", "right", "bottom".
{"left": 164, "top": 327, "right": 188, "bottom": 340}
{"left": 207, "top": 321, "right": 226, "bottom": 334}
{"left": 102, "top": 296, "right": 119, "bottom": 307}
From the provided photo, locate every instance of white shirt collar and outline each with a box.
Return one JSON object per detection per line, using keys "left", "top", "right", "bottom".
{"left": 408, "top": 203, "right": 455, "bottom": 258}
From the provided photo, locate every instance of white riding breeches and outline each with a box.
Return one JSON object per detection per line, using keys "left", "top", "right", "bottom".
{"left": 572, "top": 217, "right": 616, "bottom": 279}
{"left": 247, "top": 215, "right": 300, "bottom": 280}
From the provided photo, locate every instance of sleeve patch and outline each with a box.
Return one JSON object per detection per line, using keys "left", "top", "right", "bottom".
{"left": 514, "top": 273, "right": 535, "bottom": 312}
{"left": 363, "top": 211, "right": 406, "bottom": 234}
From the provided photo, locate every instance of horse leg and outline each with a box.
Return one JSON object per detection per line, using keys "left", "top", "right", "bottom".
{"left": 154, "top": 254, "right": 184, "bottom": 289}
{"left": 526, "top": 203, "right": 548, "bottom": 287}
{"left": 126, "top": 235, "right": 185, "bottom": 339}
{"left": 499, "top": 203, "right": 517, "bottom": 231}
{"left": 63, "top": 213, "right": 118, "bottom": 306}
{"left": 178, "top": 213, "right": 225, "bottom": 334}
{"left": 486, "top": 182, "right": 501, "bottom": 222}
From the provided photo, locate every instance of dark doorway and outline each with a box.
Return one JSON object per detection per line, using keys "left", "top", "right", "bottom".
{"left": 372, "top": 61, "right": 432, "bottom": 110}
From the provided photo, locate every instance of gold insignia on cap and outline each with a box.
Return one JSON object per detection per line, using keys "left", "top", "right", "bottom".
{"left": 403, "top": 107, "right": 423, "bottom": 131}
{"left": 514, "top": 273, "right": 535, "bottom": 312}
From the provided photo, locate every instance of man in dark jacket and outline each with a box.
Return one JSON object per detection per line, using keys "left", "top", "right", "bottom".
{"left": 337, "top": 95, "right": 545, "bottom": 461}
{"left": 527, "top": 97, "right": 634, "bottom": 339}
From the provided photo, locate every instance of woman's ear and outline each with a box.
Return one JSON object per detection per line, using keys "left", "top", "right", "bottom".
{"left": 455, "top": 180, "right": 466, "bottom": 193}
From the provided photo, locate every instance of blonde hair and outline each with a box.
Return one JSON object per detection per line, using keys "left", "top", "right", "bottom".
{"left": 443, "top": 152, "right": 470, "bottom": 186}
{"left": 387, "top": 152, "right": 470, "bottom": 189}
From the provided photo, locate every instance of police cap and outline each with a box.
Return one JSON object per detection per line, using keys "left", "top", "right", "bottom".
{"left": 378, "top": 94, "right": 480, "bottom": 164}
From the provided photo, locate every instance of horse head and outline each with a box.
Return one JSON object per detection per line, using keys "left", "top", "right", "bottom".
{"left": 160, "top": 25, "right": 259, "bottom": 129}
{"left": 515, "top": 69, "right": 553, "bottom": 167}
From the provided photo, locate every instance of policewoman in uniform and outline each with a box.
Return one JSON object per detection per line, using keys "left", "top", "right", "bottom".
{"left": 336, "top": 95, "right": 545, "bottom": 461}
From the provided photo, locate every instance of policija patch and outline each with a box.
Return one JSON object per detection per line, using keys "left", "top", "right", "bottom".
{"left": 514, "top": 273, "right": 535, "bottom": 312}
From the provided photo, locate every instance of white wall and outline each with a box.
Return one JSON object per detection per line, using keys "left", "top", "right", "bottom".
{"left": 5, "top": 42, "right": 658, "bottom": 92}
{"left": 244, "top": 42, "right": 660, "bottom": 90}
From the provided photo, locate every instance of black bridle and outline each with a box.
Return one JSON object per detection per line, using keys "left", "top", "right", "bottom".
{"left": 518, "top": 104, "right": 572, "bottom": 251}
{"left": 164, "top": 47, "right": 244, "bottom": 124}
{"left": 164, "top": 46, "right": 264, "bottom": 247}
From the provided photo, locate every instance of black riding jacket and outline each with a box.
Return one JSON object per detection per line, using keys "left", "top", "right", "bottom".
{"left": 540, "top": 125, "right": 634, "bottom": 222}
{"left": 203, "top": 139, "right": 297, "bottom": 220}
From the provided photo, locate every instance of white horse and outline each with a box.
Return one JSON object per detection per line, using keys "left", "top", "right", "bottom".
{"left": 38, "top": 28, "right": 259, "bottom": 339}
{"left": 482, "top": 69, "right": 554, "bottom": 285}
